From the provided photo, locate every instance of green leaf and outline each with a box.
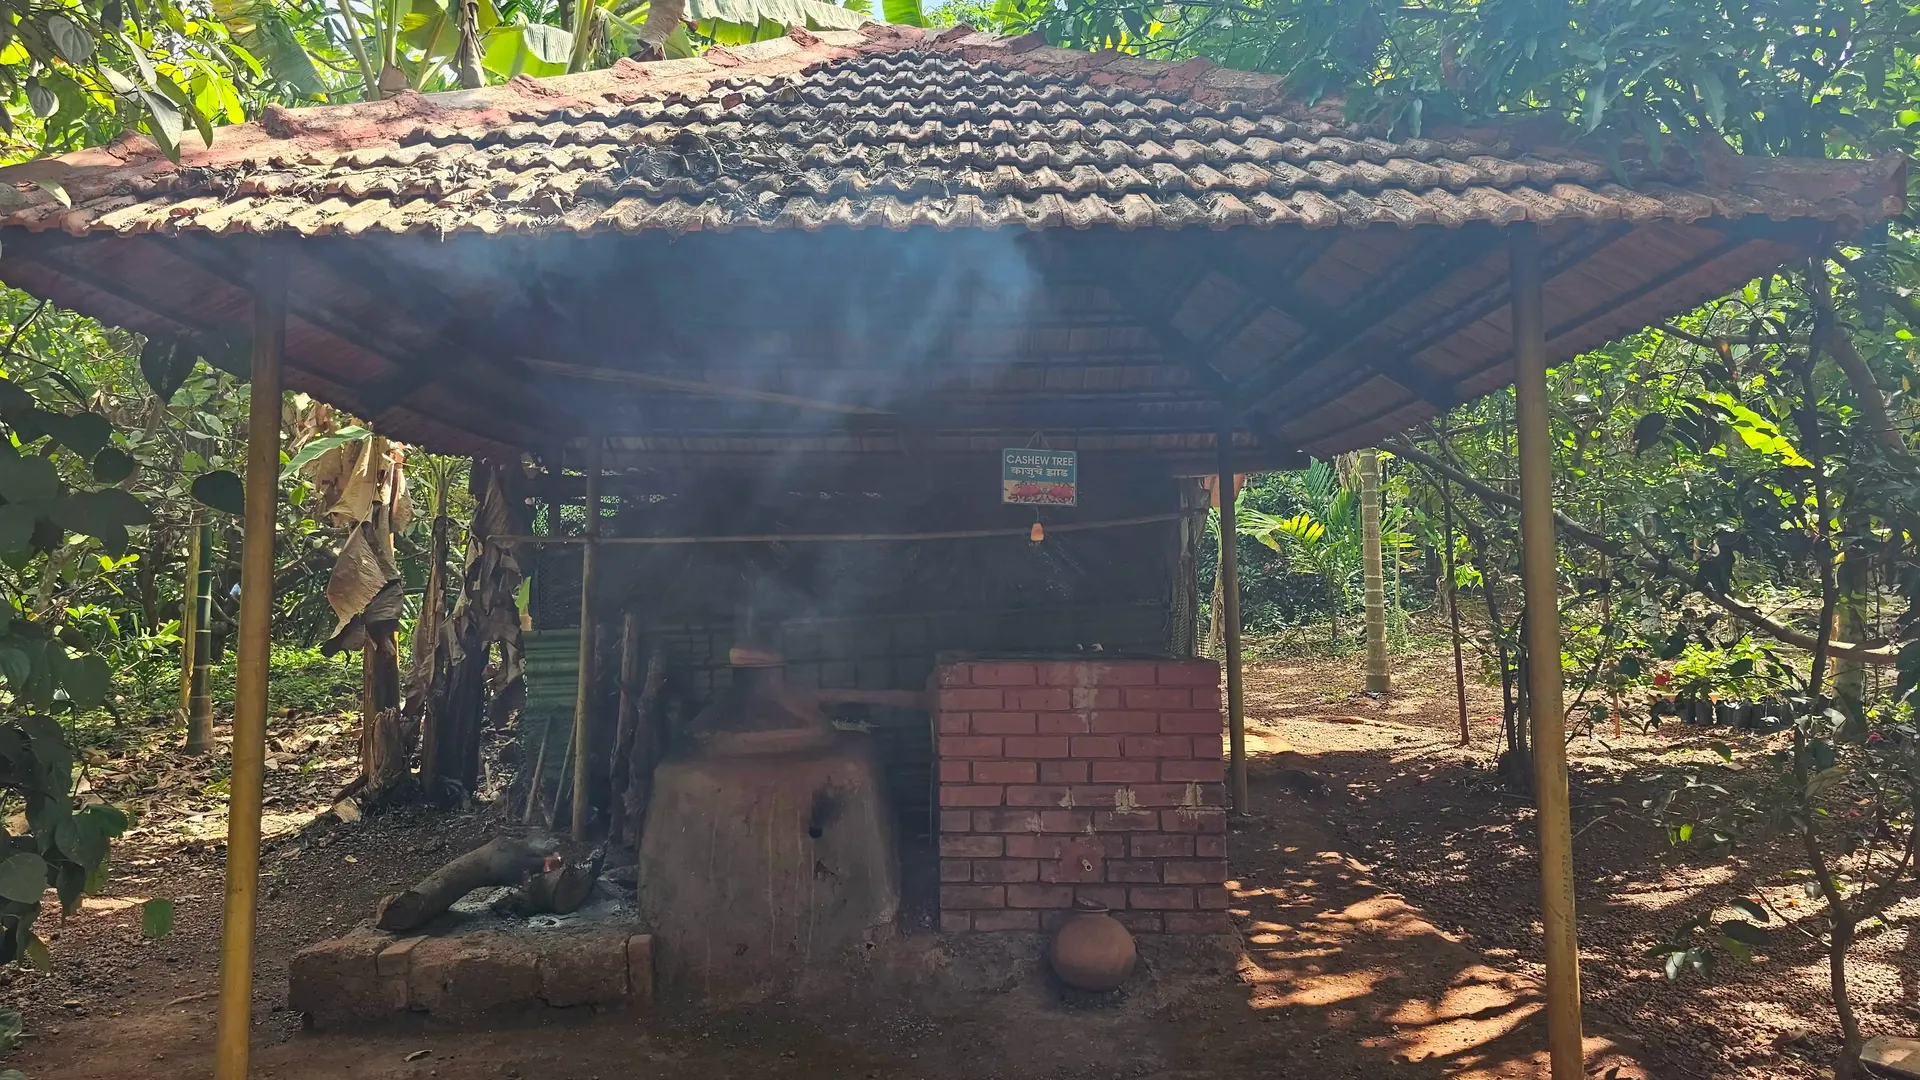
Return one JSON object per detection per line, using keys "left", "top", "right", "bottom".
{"left": 37, "top": 411, "right": 113, "bottom": 460}
{"left": 139, "top": 338, "right": 196, "bottom": 404}
{"left": 141, "top": 897, "right": 175, "bottom": 939}
{"left": 52, "top": 490, "right": 150, "bottom": 557}
{"left": 92, "top": 447, "right": 135, "bottom": 484}
{"left": 1731, "top": 897, "right": 1769, "bottom": 923}
{"left": 54, "top": 811, "right": 108, "bottom": 868}
{"left": 21, "top": 932, "right": 50, "bottom": 971}
{"left": 0, "top": 645, "right": 30, "bottom": 689}
{"left": 191, "top": 470, "right": 246, "bottom": 515}
{"left": 1632, "top": 412, "right": 1666, "bottom": 454}
{"left": 138, "top": 89, "right": 186, "bottom": 160}
{"left": 282, "top": 426, "right": 370, "bottom": 479}
{"left": 44, "top": 14, "right": 95, "bottom": 63}
{"left": 481, "top": 20, "right": 572, "bottom": 78}
{"left": 881, "top": 0, "right": 924, "bottom": 25}
{"left": 0, "top": 505, "right": 36, "bottom": 556}
{"left": 0, "top": 853, "right": 48, "bottom": 903}
{"left": 1718, "top": 919, "right": 1767, "bottom": 946}
{"left": 214, "top": 0, "right": 328, "bottom": 98}
{"left": 57, "top": 652, "right": 111, "bottom": 710}
{"left": 24, "top": 79, "right": 55, "bottom": 119}
{"left": 0, "top": 1009, "right": 21, "bottom": 1053}
{"left": 0, "top": 455, "right": 61, "bottom": 504}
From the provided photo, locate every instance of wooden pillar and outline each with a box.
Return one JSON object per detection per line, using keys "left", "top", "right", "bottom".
{"left": 1511, "top": 223, "right": 1584, "bottom": 1079}
{"left": 213, "top": 246, "right": 285, "bottom": 1080}
{"left": 1359, "top": 447, "right": 1391, "bottom": 694}
{"left": 569, "top": 437, "right": 603, "bottom": 841}
{"left": 1216, "top": 424, "right": 1248, "bottom": 816}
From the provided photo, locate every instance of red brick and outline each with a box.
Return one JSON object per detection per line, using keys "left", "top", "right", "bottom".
{"left": 1115, "top": 910, "right": 1165, "bottom": 934}
{"left": 1069, "top": 687, "right": 1124, "bottom": 709}
{"left": 939, "top": 810, "right": 972, "bottom": 833}
{"left": 1195, "top": 887, "right": 1231, "bottom": 910}
{"left": 1163, "top": 859, "right": 1229, "bottom": 884}
{"left": 1122, "top": 687, "right": 1194, "bottom": 710}
{"left": 1065, "top": 785, "right": 1119, "bottom": 808}
{"left": 1075, "top": 884, "right": 1130, "bottom": 910}
{"left": 1189, "top": 686, "right": 1223, "bottom": 711}
{"left": 972, "top": 760, "right": 1037, "bottom": 785}
{"left": 1035, "top": 662, "right": 1086, "bottom": 686}
{"left": 1004, "top": 736, "right": 1071, "bottom": 759}
{"left": 1006, "top": 784, "right": 1073, "bottom": 807}
{"left": 1005, "top": 834, "right": 1066, "bottom": 859}
{"left": 1158, "top": 711, "right": 1222, "bottom": 735}
{"left": 939, "top": 785, "right": 1004, "bottom": 807}
{"left": 1128, "top": 783, "right": 1201, "bottom": 808}
{"left": 1092, "top": 760, "right": 1157, "bottom": 783}
{"left": 1156, "top": 663, "right": 1220, "bottom": 686}
{"left": 1036, "top": 712, "right": 1091, "bottom": 735}
{"left": 940, "top": 858, "right": 973, "bottom": 882}
{"left": 1085, "top": 663, "right": 1158, "bottom": 685}
{"left": 939, "top": 735, "right": 1002, "bottom": 759}
{"left": 1130, "top": 886, "right": 1196, "bottom": 910}
{"left": 1187, "top": 783, "right": 1228, "bottom": 808}
{"left": 1190, "top": 735, "right": 1225, "bottom": 759}
{"left": 972, "top": 808, "right": 1044, "bottom": 833}
{"left": 1194, "top": 835, "right": 1227, "bottom": 858}
{"left": 1039, "top": 760, "right": 1089, "bottom": 783}
{"left": 1131, "top": 834, "right": 1194, "bottom": 858}
{"left": 940, "top": 884, "right": 1004, "bottom": 909}
{"left": 1089, "top": 711, "right": 1159, "bottom": 734}
{"left": 937, "top": 665, "right": 973, "bottom": 688}
{"left": 940, "top": 911, "right": 972, "bottom": 932}
{"left": 973, "top": 859, "right": 1039, "bottom": 883}
{"left": 1162, "top": 809, "right": 1229, "bottom": 833}
{"left": 971, "top": 909, "right": 1040, "bottom": 932}
{"left": 1038, "top": 854, "right": 1104, "bottom": 884}
{"left": 972, "top": 662, "right": 1037, "bottom": 686}
{"left": 970, "top": 711, "right": 1037, "bottom": 735}
{"left": 1070, "top": 736, "right": 1122, "bottom": 758}
{"left": 1106, "top": 859, "right": 1162, "bottom": 883}
{"left": 939, "top": 760, "right": 973, "bottom": 783}
{"left": 1161, "top": 759, "right": 1226, "bottom": 782}
{"left": 939, "top": 835, "right": 1002, "bottom": 858}
{"left": 939, "top": 687, "right": 1005, "bottom": 711}
{"left": 1007, "top": 687, "right": 1072, "bottom": 711}
{"left": 1006, "top": 884, "right": 1074, "bottom": 908}
{"left": 1123, "top": 736, "right": 1193, "bottom": 759}
{"left": 938, "top": 713, "right": 970, "bottom": 735}
{"left": 1165, "top": 912, "right": 1234, "bottom": 934}
{"left": 1039, "top": 810, "right": 1095, "bottom": 833}
{"left": 1094, "top": 810, "right": 1160, "bottom": 831}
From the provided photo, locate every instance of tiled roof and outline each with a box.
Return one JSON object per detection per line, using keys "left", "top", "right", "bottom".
{"left": 0, "top": 24, "right": 1902, "bottom": 239}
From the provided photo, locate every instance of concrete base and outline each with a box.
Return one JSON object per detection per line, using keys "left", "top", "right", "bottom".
{"left": 1864, "top": 1037, "right": 1920, "bottom": 1078}
{"left": 288, "top": 889, "right": 651, "bottom": 1029}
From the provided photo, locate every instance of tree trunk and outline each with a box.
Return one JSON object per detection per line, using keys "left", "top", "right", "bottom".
{"left": 358, "top": 453, "right": 409, "bottom": 804}
{"left": 1440, "top": 474, "right": 1470, "bottom": 746}
{"left": 1833, "top": 529, "right": 1869, "bottom": 716}
{"left": 1359, "top": 448, "right": 1390, "bottom": 693}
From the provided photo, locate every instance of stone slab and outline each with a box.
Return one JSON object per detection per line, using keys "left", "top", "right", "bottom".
{"left": 1864, "top": 1036, "right": 1920, "bottom": 1078}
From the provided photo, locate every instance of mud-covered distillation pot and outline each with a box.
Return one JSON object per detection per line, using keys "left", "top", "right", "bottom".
{"left": 637, "top": 639, "right": 907, "bottom": 1001}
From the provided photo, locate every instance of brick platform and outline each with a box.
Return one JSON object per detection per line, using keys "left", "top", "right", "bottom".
{"left": 934, "top": 658, "right": 1230, "bottom": 935}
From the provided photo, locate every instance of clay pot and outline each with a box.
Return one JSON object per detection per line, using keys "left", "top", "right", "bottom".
{"left": 1048, "top": 898, "right": 1136, "bottom": 991}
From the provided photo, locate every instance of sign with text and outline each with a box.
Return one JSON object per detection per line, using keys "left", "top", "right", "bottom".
{"left": 1002, "top": 448, "right": 1077, "bottom": 506}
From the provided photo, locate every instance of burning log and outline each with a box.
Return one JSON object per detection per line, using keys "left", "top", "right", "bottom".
{"left": 374, "top": 837, "right": 553, "bottom": 931}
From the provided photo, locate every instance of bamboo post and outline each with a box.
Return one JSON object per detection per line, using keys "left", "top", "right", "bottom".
{"left": 1359, "top": 448, "right": 1391, "bottom": 694}
{"left": 607, "top": 611, "right": 643, "bottom": 844}
{"left": 1216, "top": 424, "right": 1248, "bottom": 816}
{"left": 212, "top": 246, "right": 285, "bottom": 1080}
{"left": 178, "top": 513, "right": 202, "bottom": 751}
{"left": 1440, "top": 463, "right": 1470, "bottom": 747}
{"left": 569, "top": 437, "right": 603, "bottom": 841}
{"left": 188, "top": 522, "right": 215, "bottom": 751}
{"left": 1510, "top": 224, "right": 1583, "bottom": 1079}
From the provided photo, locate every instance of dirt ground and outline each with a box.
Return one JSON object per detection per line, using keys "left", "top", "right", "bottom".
{"left": 4, "top": 642, "right": 1909, "bottom": 1079}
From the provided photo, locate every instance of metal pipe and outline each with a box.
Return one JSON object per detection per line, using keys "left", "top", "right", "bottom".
{"left": 569, "top": 436, "right": 603, "bottom": 841}
{"left": 1216, "top": 425, "right": 1248, "bottom": 816}
{"left": 212, "top": 245, "right": 286, "bottom": 1080}
{"left": 1510, "top": 223, "right": 1584, "bottom": 1079}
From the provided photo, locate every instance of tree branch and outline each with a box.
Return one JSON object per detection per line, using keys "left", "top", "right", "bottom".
{"left": 1383, "top": 435, "right": 1898, "bottom": 664}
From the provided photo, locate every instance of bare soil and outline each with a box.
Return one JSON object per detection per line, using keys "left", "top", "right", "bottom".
{"left": 4, "top": 641, "right": 1908, "bottom": 1079}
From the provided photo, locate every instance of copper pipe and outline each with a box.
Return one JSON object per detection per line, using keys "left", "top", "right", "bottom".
{"left": 213, "top": 246, "right": 286, "bottom": 1080}
{"left": 570, "top": 436, "right": 603, "bottom": 841}
{"left": 1511, "top": 224, "right": 1584, "bottom": 1079}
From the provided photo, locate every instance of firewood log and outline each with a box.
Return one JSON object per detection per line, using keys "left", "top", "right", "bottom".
{"left": 374, "top": 836, "right": 553, "bottom": 931}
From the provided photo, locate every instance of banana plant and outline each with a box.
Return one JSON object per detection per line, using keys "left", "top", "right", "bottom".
{"left": 1240, "top": 458, "right": 1363, "bottom": 650}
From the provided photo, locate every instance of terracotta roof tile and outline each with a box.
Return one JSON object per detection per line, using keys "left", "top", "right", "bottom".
{"left": 0, "top": 24, "right": 1901, "bottom": 240}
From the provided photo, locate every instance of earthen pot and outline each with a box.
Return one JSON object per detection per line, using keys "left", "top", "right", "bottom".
{"left": 1048, "top": 898, "right": 1136, "bottom": 991}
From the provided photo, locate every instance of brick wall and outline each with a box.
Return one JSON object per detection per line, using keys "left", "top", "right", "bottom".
{"left": 934, "top": 658, "right": 1230, "bottom": 935}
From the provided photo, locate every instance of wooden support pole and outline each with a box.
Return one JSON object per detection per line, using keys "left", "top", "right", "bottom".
{"left": 188, "top": 521, "right": 215, "bottom": 752}
{"left": 178, "top": 512, "right": 201, "bottom": 751}
{"left": 1440, "top": 459, "right": 1470, "bottom": 747}
{"left": 569, "top": 436, "right": 603, "bottom": 841}
{"left": 1216, "top": 425, "right": 1248, "bottom": 816}
{"left": 1359, "top": 447, "right": 1391, "bottom": 695}
{"left": 213, "top": 245, "right": 285, "bottom": 1080}
{"left": 1511, "top": 224, "right": 1584, "bottom": 1079}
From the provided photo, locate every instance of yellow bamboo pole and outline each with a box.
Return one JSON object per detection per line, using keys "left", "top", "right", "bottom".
{"left": 1216, "top": 423, "right": 1248, "bottom": 816}
{"left": 569, "top": 436, "right": 603, "bottom": 841}
{"left": 1510, "top": 224, "right": 1583, "bottom": 1079}
{"left": 176, "top": 511, "right": 199, "bottom": 737}
{"left": 212, "top": 248, "right": 285, "bottom": 1080}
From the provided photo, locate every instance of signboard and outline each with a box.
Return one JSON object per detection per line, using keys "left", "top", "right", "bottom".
{"left": 1002, "top": 448, "right": 1077, "bottom": 506}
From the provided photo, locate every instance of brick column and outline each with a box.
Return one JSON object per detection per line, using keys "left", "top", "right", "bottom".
{"left": 934, "top": 658, "right": 1230, "bottom": 934}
